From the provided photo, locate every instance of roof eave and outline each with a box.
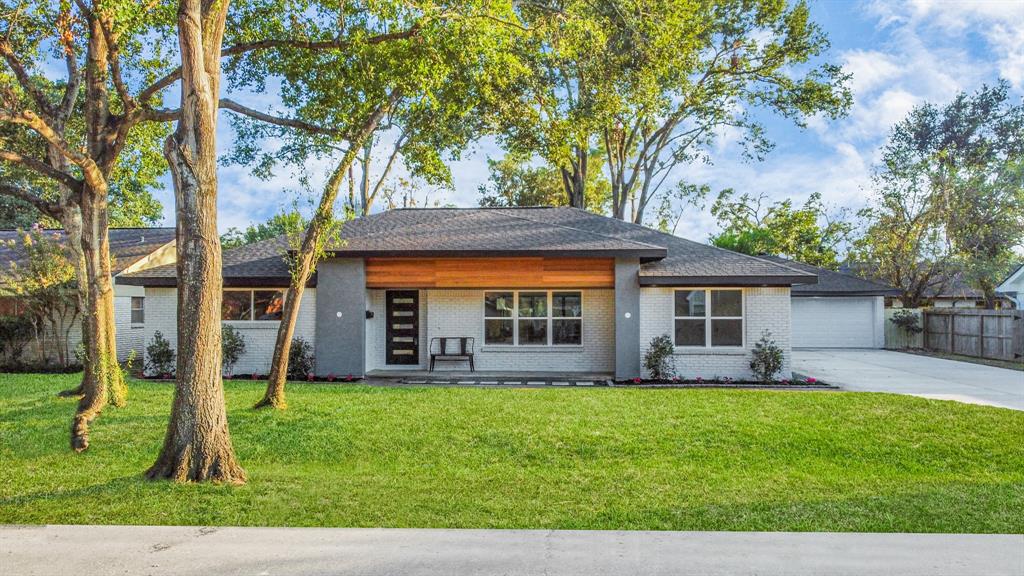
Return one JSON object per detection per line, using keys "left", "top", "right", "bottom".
{"left": 325, "top": 248, "right": 668, "bottom": 260}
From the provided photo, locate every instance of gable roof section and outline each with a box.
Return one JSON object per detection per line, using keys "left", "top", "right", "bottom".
{"left": 759, "top": 256, "right": 900, "bottom": 296}
{"left": 997, "top": 263, "right": 1024, "bottom": 293}
{"left": 121, "top": 207, "right": 818, "bottom": 287}
{"left": 0, "top": 228, "right": 176, "bottom": 283}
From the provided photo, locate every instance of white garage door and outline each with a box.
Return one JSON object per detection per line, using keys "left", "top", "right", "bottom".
{"left": 791, "top": 297, "right": 879, "bottom": 348}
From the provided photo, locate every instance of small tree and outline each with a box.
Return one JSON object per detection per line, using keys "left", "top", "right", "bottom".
{"left": 145, "top": 331, "right": 176, "bottom": 378}
{"left": 749, "top": 331, "right": 784, "bottom": 384}
{"left": 889, "top": 309, "right": 923, "bottom": 338}
{"left": 4, "top": 226, "right": 79, "bottom": 367}
{"left": 221, "top": 325, "right": 247, "bottom": 377}
{"left": 643, "top": 334, "right": 676, "bottom": 381}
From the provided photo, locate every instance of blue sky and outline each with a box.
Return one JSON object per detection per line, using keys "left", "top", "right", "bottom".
{"left": 150, "top": 0, "right": 1024, "bottom": 242}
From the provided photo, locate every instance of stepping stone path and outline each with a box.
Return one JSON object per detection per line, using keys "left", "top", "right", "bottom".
{"left": 396, "top": 377, "right": 611, "bottom": 387}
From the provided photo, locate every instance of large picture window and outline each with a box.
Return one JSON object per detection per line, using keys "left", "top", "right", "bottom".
{"left": 483, "top": 290, "right": 583, "bottom": 346}
{"left": 674, "top": 289, "right": 743, "bottom": 348}
{"left": 222, "top": 289, "right": 285, "bottom": 321}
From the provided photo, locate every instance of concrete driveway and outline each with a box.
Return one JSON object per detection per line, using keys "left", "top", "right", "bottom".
{"left": 792, "top": 349, "right": 1024, "bottom": 411}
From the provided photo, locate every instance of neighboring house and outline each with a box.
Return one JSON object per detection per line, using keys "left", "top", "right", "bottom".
{"left": 997, "top": 264, "right": 1024, "bottom": 309}
{"left": 841, "top": 262, "right": 1016, "bottom": 310}
{"left": 759, "top": 256, "right": 900, "bottom": 349}
{"left": 121, "top": 207, "right": 818, "bottom": 380}
{"left": 0, "top": 227, "right": 176, "bottom": 363}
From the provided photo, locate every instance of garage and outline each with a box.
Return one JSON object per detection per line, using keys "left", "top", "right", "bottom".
{"left": 758, "top": 256, "right": 900, "bottom": 349}
{"left": 791, "top": 296, "right": 881, "bottom": 348}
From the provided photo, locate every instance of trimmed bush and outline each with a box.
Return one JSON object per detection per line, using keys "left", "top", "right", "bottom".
{"left": 221, "top": 324, "right": 247, "bottom": 376}
{"left": 287, "top": 337, "right": 315, "bottom": 380}
{"left": 145, "top": 331, "right": 176, "bottom": 377}
{"left": 643, "top": 334, "right": 676, "bottom": 380}
{"left": 749, "top": 330, "right": 784, "bottom": 383}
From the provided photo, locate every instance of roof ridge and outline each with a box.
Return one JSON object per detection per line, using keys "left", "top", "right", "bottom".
{"left": 496, "top": 208, "right": 668, "bottom": 252}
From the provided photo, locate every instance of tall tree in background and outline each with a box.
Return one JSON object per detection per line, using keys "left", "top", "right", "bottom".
{"left": 477, "top": 151, "right": 610, "bottom": 212}
{"left": 221, "top": 210, "right": 308, "bottom": 248}
{"left": 709, "top": 190, "right": 853, "bottom": 269}
{"left": 495, "top": 0, "right": 849, "bottom": 224}
{"left": 856, "top": 81, "right": 1024, "bottom": 308}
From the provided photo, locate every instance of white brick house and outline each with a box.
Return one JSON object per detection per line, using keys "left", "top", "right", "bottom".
{"left": 121, "top": 207, "right": 820, "bottom": 380}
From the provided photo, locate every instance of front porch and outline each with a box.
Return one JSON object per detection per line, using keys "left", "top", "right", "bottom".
{"left": 364, "top": 369, "right": 614, "bottom": 386}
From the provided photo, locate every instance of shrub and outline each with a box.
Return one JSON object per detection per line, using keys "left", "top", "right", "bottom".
{"left": 643, "top": 334, "right": 676, "bottom": 380}
{"left": 287, "top": 337, "right": 315, "bottom": 380}
{"left": 890, "top": 309, "right": 923, "bottom": 335}
{"left": 145, "top": 331, "right": 176, "bottom": 377}
{"left": 221, "top": 325, "right": 247, "bottom": 376}
{"left": 749, "top": 330, "right": 784, "bottom": 384}
{"left": 0, "top": 315, "right": 33, "bottom": 368}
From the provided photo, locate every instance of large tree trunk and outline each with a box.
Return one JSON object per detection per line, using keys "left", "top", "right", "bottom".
{"left": 559, "top": 146, "right": 587, "bottom": 210}
{"left": 256, "top": 97, "right": 396, "bottom": 409}
{"left": 55, "top": 186, "right": 93, "bottom": 398}
{"left": 147, "top": 0, "right": 244, "bottom": 484}
{"left": 71, "top": 182, "right": 125, "bottom": 451}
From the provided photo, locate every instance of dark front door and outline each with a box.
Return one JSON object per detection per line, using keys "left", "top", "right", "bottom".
{"left": 385, "top": 290, "right": 419, "bottom": 365}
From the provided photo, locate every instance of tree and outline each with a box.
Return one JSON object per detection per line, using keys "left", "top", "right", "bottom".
{"left": 708, "top": 191, "right": 853, "bottom": 269}
{"left": 477, "top": 151, "right": 611, "bottom": 212}
{"left": 855, "top": 81, "right": 1024, "bottom": 308}
{"left": 224, "top": 1, "right": 523, "bottom": 410}
{"left": 146, "top": 0, "right": 245, "bottom": 484}
{"left": 494, "top": 0, "right": 850, "bottom": 224}
{"left": 4, "top": 225, "right": 79, "bottom": 367}
{"left": 221, "top": 210, "right": 307, "bottom": 249}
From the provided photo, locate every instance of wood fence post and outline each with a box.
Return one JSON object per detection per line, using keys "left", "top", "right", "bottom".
{"left": 947, "top": 314, "right": 954, "bottom": 354}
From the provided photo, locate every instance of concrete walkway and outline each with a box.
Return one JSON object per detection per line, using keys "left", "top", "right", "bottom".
{"left": 793, "top": 349, "right": 1024, "bottom": 410}
{"left": 1, "top": 525, "right": 1021, "bottom": 576}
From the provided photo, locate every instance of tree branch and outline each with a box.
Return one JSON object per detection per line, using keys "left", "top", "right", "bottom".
{"left": 219, "top": 98, "right": 339, "bottom": 135}
{"left": 0, "top": 182, "right": 64, "bottom": 219}
{"left": 0, "top": 109, "right": 102, "bottom": 185}
{"left": 0, "top": 41, "right": 57, "bottom": 120}
{"left": 0, "top": 148, "right": 83, "bottom": 192}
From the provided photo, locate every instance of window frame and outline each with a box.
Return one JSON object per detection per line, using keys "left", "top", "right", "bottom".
{"left": 130, "top": 296, "right": 145, "bottom": 325}
{"left": 672, "top": 288, "right": 744, "bottom": 349}
{"left": 482, "top": 290, "right": 584, "bottom": 347}
{"left": 221, "top": 288, "right": 287, "bottom": 322}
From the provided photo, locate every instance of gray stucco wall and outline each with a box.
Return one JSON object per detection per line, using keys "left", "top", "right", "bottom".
{"left": 615, "top": 257, "right": 641, "bottom": 379}
{"left": 315, "top": 258, "right": 366, "bottom": 377}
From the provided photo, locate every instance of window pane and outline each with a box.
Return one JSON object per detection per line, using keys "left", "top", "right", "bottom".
{"left": 552, "top": 319, "right": 581, "bottom": 345}
{"left": 253, "top": 290, "right": 285, "bottom": 320}
{"left": 674, "top": 319, "right": 705, "bottom": 346}
{"left": 222, "top": 291, "right": 252, "bottom": 321}
{"left": 675, "top": 290, "right": 706, "bottom": 317}
{"left": 131, "top": 297, "right": 144, "bottom": 324}
{"left": 711, "top": 319, "right": 743, "bottom": 346}
{"left": 518, "top": 319, "right": 548, "bottom": 344}
{"left": 485, "top": 319, "right": 513, "bottom": 344}
{"left": 484, "top": 292, "right": 513, "bottom": 317}
{"left": 518, "top": 292, "right": 548, "bottom": 318}
{"left": 711, "top": 290, "right": 742, "bottom": 317}
{"left": 552, "top": 292, "right": 582, "bottom": 318}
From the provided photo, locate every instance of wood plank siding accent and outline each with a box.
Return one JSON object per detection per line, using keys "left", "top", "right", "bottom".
{"left": 365, "top": 257, "right": 615, "bottom": 288}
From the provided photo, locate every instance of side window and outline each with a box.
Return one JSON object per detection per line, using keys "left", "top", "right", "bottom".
{"left": 130, "top": 297, "right": 145, "bottom": 324}
{"left": 484, "top": 292, "right": 514, "bottom": 345}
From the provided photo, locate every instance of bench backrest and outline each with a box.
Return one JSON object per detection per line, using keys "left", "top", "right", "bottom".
{"left": 429, "top": 337, "right": 474, "bottom": 355}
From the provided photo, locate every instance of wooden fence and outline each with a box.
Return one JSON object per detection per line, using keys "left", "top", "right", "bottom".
{"left": 921, "top": 309, "right": 1023, "bottom": 362}
{"left": 884, "top": 308, "right": 924, "bottom": 349}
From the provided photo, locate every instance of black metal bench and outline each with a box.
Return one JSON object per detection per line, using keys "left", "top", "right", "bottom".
{"left": 429, "top": 337, "right": 475, "bottom": 372}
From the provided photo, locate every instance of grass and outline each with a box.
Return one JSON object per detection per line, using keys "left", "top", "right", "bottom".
{"left": 898, "top": 348, "right": 1024, "bottom": 372}
{"left": 1, "top": 373, "right": 1023, "bottom": 533}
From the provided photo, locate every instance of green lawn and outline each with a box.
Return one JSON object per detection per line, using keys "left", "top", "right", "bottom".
{"left": 1, "top": 373, "right": 1022, "bottom": 532}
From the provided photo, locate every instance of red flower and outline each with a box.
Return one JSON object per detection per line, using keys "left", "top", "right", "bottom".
{"left": 345, "top": 374, "right": 354, "bottom": 381}
{"left": 327, "top": 373, "right": 337, "bottom": 382}
{"left": 806, "top": 377, "right": 817, "bottom": 384}
{"left": 632, "top": 377, "right": 642, "bottom": 383}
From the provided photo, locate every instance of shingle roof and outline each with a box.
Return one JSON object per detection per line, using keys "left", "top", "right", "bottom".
{"left": 759, "top": 256, "right": 900, "bottom": 296}
{"left": 0, "top": 227, "right": 175, "bottom": 282}
{"left": 121, "top": 207, "right": 818, "bottom": 287}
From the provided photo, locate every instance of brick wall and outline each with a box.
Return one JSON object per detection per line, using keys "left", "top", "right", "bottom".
{"left": 142, "top": 287, "right": 316, "bottom": 376}
{"left": 365, "top": 288, "right": 615, "bottom": 373}
{"left": 638, "top": 287, "right": 792, "bottom": 380}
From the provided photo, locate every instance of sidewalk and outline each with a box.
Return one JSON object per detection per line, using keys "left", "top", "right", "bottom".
{"left": 2, "top": 525, "right": 1021, "bottom": 576}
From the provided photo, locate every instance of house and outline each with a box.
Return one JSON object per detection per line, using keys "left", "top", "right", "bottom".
{"left": 997, "top": 264, "right": 1024, "bottom": 309}
{"left": 759, "top": 256, "right": 900, "bottom": 348}
{"left": 121, "top": 207, "right": 818, "bottom": 380}
{"left": 0, "top": 227, "right": 176, "bottom": 363}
